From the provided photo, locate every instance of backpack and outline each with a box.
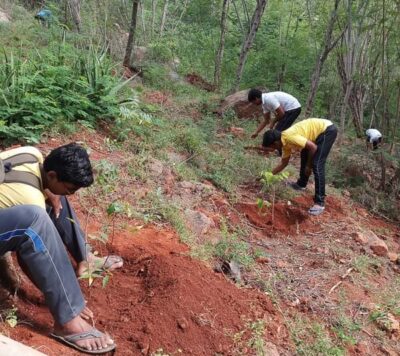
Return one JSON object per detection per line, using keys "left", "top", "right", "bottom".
{"left": 0, "top": 153, "right": 42, "bottom": 191}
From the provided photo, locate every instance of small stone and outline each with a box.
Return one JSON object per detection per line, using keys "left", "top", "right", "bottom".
{"left": 351, "top": 231, "right": 368, "bottom": 245}
{"left": 288, "top": 298, "right": 300, "bottom": 307}
{"left": 370, "top": 238, "right": 389, "bottom": 257}
{"left": 177, "top": 317, "right": 188, "bottom": 330}
{"left": 256, "top": 257, "right": 269, "bottom": 264}
{"left": 184, "top": 209, "right": 215, "bottom": 235}
{"left": 263, "top": 341, "right": 280, "bottom": 356}
{"left": 376, "top": 313, "right": 399, "bottom": 333}
{"left": 229, "top": 127, "right": 245, "bottom": 137}
{"left": 179, "top": 181, "right": 196, "bottom": 190}
{"left": 148, "top": 159, "right": 164, "bottom": 176}
{"left": 388, "top": 253, "right": 398, "bottom": 263}
{"left": 276, "top": 260, "right": 287, "bottom": 268}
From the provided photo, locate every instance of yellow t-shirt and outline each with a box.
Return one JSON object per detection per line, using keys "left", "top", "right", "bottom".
{"left": 281, "top": 118, "right": 333, "bottom": 159}
{"left": 0, "top": 146, "right": 45, "bottom": 209}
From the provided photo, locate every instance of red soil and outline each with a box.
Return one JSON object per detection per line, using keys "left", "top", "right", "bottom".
{"left": 6, "top": 224, "right": 287, "bottom": 355}
{"left": 234, "top": 195, "right": 346, "bottom": 235}
{"left": 185, "top": 73, "right": 215, "bottom": 92}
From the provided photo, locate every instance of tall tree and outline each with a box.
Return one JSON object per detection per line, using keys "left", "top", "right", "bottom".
{"left": 67, "top": 0, "right": 82, "bottom": 32}
{"left": 231, "top": 0, "right": 268, "bottom": 92}
{"left": 304, "top": 0, "right": 345, "bottom": 116}
{"left": 214, "top": 0, "right": 230, "bottom": 89}
{"left": 160, "top": 0, "right": 169, "bottom": 36}
{"left": 337, "top": 0, "right": 370, "bottom": 138}
{"left": 123, "top": 0, "right": 140, "bottom": 67}
{"left": 150, "top": 0, "right": 158, "bottom": 39}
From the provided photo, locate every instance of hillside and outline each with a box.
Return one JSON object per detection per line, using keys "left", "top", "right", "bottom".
{"left": 0, "top": 88, "right": 398, "bottom": 356}
{"left": 0, "top": 1, "right": 399, "bottom": 355}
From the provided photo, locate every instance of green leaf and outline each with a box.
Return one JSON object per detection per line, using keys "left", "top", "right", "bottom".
{"left": 6, "top": 317, "right": 17, "bottom": 328}
{"left": 102, "top": 274, "right": 110, "bottom": 288}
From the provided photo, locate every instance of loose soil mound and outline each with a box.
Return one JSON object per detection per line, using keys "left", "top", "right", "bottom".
{"left": 235, "top": 195, "right": 346, "bottom": 235}
{"left": 6, "top": 225, "right": 287, "bottom": 355}
{"left": 185, "top": 73, "right": 215, "bottom": 92}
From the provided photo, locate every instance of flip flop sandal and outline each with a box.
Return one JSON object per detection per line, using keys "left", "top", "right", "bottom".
{"left": 101, "top": 255, "right": 124, "bottom": 271}
{"left": 51, "top": 328, "right": 116, "bottom": 354}
{"left": 308, "top": 205, "right": 325, "bottom": 216}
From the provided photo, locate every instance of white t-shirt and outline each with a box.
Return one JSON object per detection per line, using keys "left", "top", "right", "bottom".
{"left": 261, "top": 92, "right": 301, "bottom": 113}
{"left": 366, "top": 129, "right": 382, "bottom": 143}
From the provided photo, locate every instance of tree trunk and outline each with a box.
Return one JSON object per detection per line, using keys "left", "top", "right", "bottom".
{"left": 214, "top": 0, "right": 230, "bottom": 89}
{"left": 151, "top": 0, "right": 158, "bottom": 39}
{"left": 123, "top": 0, "right": 140, "bottom": 67}
{"left": 160, "top": 0, "right": 169, "bottom": 36}
{"left": 139, "top": 0, "right": 146, "bottom": 42}
{"left": 304, "top": 0, "right": 344, "bottom": 116}
{"left": 231, "top": 0, "right": 268, "bottom": 93}
{"left": 67, "top": 0, "right": 82, "bottom": 32}
{"left": 277, "top": 1, "right": 295, "bottom": 90}
{"left": 390, "top": 84, "right": 400, "bottom": 154}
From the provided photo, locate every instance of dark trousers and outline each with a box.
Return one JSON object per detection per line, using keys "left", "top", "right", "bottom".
{"left": 297, "top": 124, "right": 338, "bottom": 205}
{"left": 0, "top": 205, "right": 85, "bottom": 325}
{"left": 47, "top": 196, "right": 88, "bottom": 263}
{"left": 275, "top": 107, "right": 301, "bottom": 131}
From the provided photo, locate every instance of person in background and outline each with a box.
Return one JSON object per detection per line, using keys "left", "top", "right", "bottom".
{"left": 261, "top": 118, "right": 338, "bottom": 216}
{"left": 248, "top": 89, "right": 302, "bottom": 139}
{"left": 365, "top": 128, "right": 382, "bottom": 150}
{"left": 34, "top": 8, "right": 52, "bottom": 27}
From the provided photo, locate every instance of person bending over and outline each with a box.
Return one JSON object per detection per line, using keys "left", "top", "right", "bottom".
{"left": 248, "top": 89, "right": 301, "bottom": 139}
{"left": 262, "top": 118, "right": 338, "bottom": 216}
{"left": 365, "top": 128, "right": 382, "bottom": 150}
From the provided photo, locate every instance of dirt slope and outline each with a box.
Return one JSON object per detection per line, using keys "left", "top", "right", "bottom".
{"left": 1, "top": 124, "right": 399, "bottom": 356}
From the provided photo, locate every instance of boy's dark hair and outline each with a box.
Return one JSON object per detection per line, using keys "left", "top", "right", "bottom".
{"left": 248, "top": 88, "right": 262, "bottom": 102}
{"left": 262, "top": 130, "right": 281, "bottom": 147}
{"left": 43, "top": 143, "right": 94, "bottom": 187}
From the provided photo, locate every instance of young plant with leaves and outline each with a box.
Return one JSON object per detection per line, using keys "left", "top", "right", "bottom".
{"left": 259, "top": 170, "right": 289, "bottom": 224}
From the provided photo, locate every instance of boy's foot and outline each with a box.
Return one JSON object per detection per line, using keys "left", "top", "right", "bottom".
{"left": 288, "top": 182, "right": 306, "bottom": 191}
{"left": 308, "top": 204, "right": 325, "bottom": 216}
{"left": 52, "top": 315, "right": 115, "bottom": 354}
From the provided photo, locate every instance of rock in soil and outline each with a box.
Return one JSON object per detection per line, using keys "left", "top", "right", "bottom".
{"left": 388, "top": 252, "right": 398, "bottom": 263}
{"left": 376, "top": 313, "right": 400, "bottom": 334}
{"left": 177, "top": 317, "right": 189, "bottom": 330}
{"left": 184, "top": 209, "right": 215, "bottom": 235}
{"left": 148, "top": 158, "right": 164, "bottom": 176}
{"left": 369, "top": 238, "right": 389, "bottom": 257}
{"left": 264, "top": 341, "right": 280, "bottom": 356}
{"left": 351, "top": 231, "right": 369, "bottom": 245}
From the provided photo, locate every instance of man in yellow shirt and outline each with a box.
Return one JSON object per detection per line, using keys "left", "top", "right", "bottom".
{"left": 0, "top": 143, "right": 116, "bottom": 353}
{"left": 262, "top": 118, "right": 338, "bottom": 215}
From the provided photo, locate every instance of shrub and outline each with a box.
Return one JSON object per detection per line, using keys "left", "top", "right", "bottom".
{"left": 0, "top": 40, "right": 133, "bottom": 143}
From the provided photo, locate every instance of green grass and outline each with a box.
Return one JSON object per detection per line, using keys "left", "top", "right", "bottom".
{"left": 290, "top": 316, "right": 345, "bottom": 356}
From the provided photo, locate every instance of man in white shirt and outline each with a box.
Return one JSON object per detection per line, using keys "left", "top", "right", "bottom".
{"left": 248, "top": 89, "right": 302, "bottom": 139}
{"left": 366, "top": 128, "right": 382, "bottom": 150}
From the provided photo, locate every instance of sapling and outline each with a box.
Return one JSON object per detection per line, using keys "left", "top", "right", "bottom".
{"left": 259, "top": 171, "right": 289, "bottom": 224}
